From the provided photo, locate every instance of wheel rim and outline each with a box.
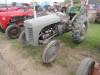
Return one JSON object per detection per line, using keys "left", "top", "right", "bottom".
{"left": 45, "top": 43, "right": 58, "bottom": 62}
{"left": 10, "top": 28, "right": 19, "bottom": 36}
{"left": 42, "top": 40, "right": 59, "bottom": 63}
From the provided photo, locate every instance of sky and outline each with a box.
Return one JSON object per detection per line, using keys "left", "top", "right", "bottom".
{"left": 0, "top": 0, "right": 64, "bottom": 4}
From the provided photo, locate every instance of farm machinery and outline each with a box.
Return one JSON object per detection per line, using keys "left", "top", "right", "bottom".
{"left": 0, "top": 7, "right": 33, "bottom": 39}
{"left": 19, "top": 2, "right": 88, "bottom": 63}
{"left": 0, "top": 7, "right": 21, "bottom": 12}
{"left": 76, "top": 58, "right": 100, "bottom": 75}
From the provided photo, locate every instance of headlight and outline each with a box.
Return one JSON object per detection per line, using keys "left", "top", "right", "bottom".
{"left": 2, "top": 17, "right": 6, "bottom": 20}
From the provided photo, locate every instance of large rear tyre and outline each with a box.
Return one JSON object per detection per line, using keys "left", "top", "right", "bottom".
{"left": 5, "top": 25, "right": 21, "bottom": 39}
{"left": 72, "top": 21, "right": 88, "bottom": 44}
{"left": 76, "top": 58, "right": 95, "bottom": 75}
{"left": 42, "top": 40, "right": 59, "bottom": 64}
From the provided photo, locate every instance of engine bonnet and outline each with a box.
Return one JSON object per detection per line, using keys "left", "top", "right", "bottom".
{"left": 24, "top": 14, "right": 61, "bottom": 28}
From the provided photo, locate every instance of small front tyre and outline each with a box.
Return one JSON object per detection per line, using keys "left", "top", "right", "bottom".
{"left": 42, "top": 40, "right": 59, "bottom": 64}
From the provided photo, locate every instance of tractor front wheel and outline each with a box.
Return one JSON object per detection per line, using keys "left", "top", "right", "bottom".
{"left": 5, "top": 25, "right": 21, "bottom": 39}
{"left": 42, "top": 40, "right": 60, "bottom": 64}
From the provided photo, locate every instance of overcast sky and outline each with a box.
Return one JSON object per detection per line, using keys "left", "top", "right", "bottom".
{"left": 0, "top": 0, "right": 64, "bottom": 4}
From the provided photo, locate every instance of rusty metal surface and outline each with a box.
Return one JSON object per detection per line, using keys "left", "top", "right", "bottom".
{"left": 92, "top": 63, "right": 100, "bottom": 75}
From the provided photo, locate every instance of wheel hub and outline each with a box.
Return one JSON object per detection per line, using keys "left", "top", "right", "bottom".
{"left": 11, "top": 29, "right": 18, "bottom": 35}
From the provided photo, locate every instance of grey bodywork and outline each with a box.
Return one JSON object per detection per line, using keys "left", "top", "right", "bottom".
{"left": 22, "top": 11, "right": 88, "bottom": 46}
{"left": 24, "top": 13, "right": 61, "bottom": 46}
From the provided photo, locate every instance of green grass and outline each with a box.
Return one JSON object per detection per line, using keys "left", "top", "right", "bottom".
{"left": 59, "top": 23, "right": 100, "bottom": 50}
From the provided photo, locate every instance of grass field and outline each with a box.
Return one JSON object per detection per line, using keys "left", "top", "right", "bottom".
{"left": 59, "top": 23, "right": 100, "bottom": 50}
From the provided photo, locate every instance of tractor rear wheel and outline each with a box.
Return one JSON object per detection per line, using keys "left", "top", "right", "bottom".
{"left": 72, "top": 20, "right": 88, "bottom": 44}
{"left": 5, "top": 25, "right": 21, "bottom": 39}
{"left": 42, "top": 40, "right": 59, "bottom": 64}
{"left": 76, "top": 58, "right": 95, "bottom": 75}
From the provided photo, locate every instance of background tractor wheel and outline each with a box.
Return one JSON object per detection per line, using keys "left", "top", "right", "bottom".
{"left": 42, "top": 40, "right": 59, "bottom": 64}
{"left": 76, "top": 58, "right": 95, "bottom": 75}
{"left": 18, "top": 31, "right": 27, "bottom": 47}
{"left": 0, "top": 24, "right": 5, "bottom": 33}
{"left": 0, "top": 27, "right": 2, "bottom": 31}
{"left": 5, "top": 25, "right": 21, "bottom": 39}
{"left": 72, "top": 21, "right": 88, "bottom": 44}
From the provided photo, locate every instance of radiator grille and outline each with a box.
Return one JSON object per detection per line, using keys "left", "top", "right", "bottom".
{"left": 27, "top": 27, "right": 34, "bottom": 42}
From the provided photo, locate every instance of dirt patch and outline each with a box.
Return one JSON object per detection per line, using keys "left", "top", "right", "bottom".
{"left": 0, "top": 33, "right": 68, "bottom": 75}
{"left": 56, "top": 42, "right": 100, "bottom": 74}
